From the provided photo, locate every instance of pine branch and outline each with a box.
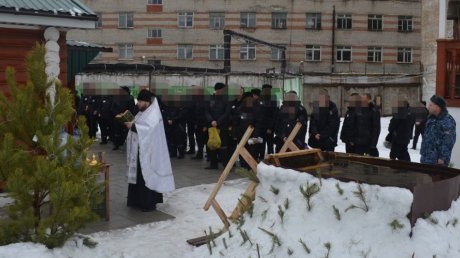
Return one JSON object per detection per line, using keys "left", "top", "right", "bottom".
{"left": 287, "top": 247, "right": 294, "bottom": 256}
{"left": 270, "top": 185, "right": 279, "bottom": 195}
{"left": 284, "top": 198, "right": 290, "bottom": 210}
{"left": 324, "top": 242, "right": 332, "bottom": 258}
{"left": 333, "top": 205, "right": 341, "bottom": 221}
{"left": 389, "top": 219, "right": 404, "bottom": 231}
{"left": 258, "top": 195, "right": 268, "bottom": 203}
{"left": 300, "top": 182, "right": 320, "bottom": 211}
{"left": 235, "top": 167, "right": 260, "bottom": 183}
{"left": 278, "top": 205, "right": 285, "bottom": 224}
{"left": 258, "top": 227, "right": 281, "bottom": 254}
{"left": 299, "top": 238, "right": 311, "bottom": 254}
{"left": 261, "top": 209, "right": 268, "bottom": 221}
{"left": 335, "top": 183, "right": 344, "bottom": 195}
{"left": 222, "top": 238, "right": 227, "bottom": 249}
{"left": 345, "top": 184, "right": 369, "bottom": 213}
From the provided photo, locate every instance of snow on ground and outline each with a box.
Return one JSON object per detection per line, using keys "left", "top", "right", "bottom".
{"left": 1, "top": 117, "right": 458, "bottom": 258}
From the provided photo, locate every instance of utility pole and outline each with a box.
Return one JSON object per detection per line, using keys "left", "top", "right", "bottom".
{"left": 331, "top": 5, "right": 336, "bottom": 73}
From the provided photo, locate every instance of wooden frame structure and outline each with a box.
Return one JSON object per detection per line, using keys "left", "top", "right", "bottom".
{"left": 203, "top": 122, "right": 304, "bottom": 228}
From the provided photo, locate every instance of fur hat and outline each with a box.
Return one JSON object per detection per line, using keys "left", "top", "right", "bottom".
{"left": 214, "top": 82, "right": 226, "bottom": 90}
{"left": 430, "top": 95, "right": 447, "bottom": 109}
{"left": 137, "top": 89, "right": 153, "bottom": 102}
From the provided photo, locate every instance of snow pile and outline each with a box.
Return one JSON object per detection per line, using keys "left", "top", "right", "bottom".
{"left": 188, "top": 162, "right": 460, "bottom": 258}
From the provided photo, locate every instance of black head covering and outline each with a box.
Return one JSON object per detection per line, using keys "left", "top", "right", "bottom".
{"left": 137, "top": 89, "right": 153, "bottom": 103}
{"left": 214, "top": 82, "right": 226, "bottom": 90}
{"left": 430, "top": 95, "right": 447, "bottom": 109}
{"left": 251, "top": 88, "right": 261, "bottom": 97}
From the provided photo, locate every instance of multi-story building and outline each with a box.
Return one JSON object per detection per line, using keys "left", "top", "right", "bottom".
{"left": 69, "top": 0, "right": 421, "bottom": 75}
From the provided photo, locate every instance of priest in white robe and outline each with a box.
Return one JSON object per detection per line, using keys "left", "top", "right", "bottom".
{"left": 125, "top": 89, "right": 175, "bottom": 211}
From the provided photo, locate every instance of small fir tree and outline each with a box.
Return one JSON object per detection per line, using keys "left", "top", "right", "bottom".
{"left": 0, "top": 44, "right": 102, "bottom": 248}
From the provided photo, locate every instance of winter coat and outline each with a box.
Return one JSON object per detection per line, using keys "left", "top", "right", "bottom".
{"left": 340, "top": 107, "right": 356, "bottom": 144}
{"left": 275, "top": 101, "right": 308, "bottom": 148}
{"left": 420, "top": 110, "right": 456, "bottom": 166}
{"left": 205, "top": 95, "right": 231, "bottom": 128}
{"left": 387, "top": 107, "right": 415, "bottom": 146}
{"left": 354, "top": 103, "right": 380, "bottom": 148}
{"left": 308, "top": 101, "right": 340, "bottom": 150}
{"left": 234, "top": 98, "right": 263, "bottom": 140}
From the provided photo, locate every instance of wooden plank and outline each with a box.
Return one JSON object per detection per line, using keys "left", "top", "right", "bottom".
{"left": 203, "top": 126, "right": 254, "bottom": 211}
{"left": 279, "top": 122, "right": 302, "bottom": 153}
{"left": 229, "top": 181, "right": 258, "bottom": 222}
{"left": 211, "top": 199, "right": 230, "bottom": 228}
{"left": 239, "top": 147, "right": 258, "bottom": 172}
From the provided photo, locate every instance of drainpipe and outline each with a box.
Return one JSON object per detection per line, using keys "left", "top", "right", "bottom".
{"left": 331, "top": 5, "right": 336, "bottom": 73}
{"left": 439, "top": 0, "right": 447, "bottom": 39}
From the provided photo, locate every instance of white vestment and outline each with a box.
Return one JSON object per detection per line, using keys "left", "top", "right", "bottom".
{"left": 126, "top": 98, "right": 175, "bottom": 193}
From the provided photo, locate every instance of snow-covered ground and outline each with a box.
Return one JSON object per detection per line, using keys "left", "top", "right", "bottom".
{"left": 1, "top": 117, "right": 458, "bottom": 258}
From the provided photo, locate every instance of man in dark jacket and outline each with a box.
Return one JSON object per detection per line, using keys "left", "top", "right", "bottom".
{"left": 95, "top": 95, "right": 114, "bottom": 144}
{"left": 340, "top": 93, "right": 359, "bottom": 153}
{"left": 420, "top": 95, "right": 456, "bottom": 166}
{"left": 163, "top": 94, "right": 188, "bottom": 159}
{"left": 387, "top": 98, "right": 415, "bottom": 161}
{"left": 274, "top": 91, "right": 308, "bottom": 152}
{"left": 191, "top": 87, "right": 208, "bottom": 160}
{"left": 258, "top": 84, "right": 278, "bottom": 157}
{"left": 204, "top": 82, "right": 231, "bottom": 169}
{"left": 411, "top": 101, "right": 428, "bottom": 150}
{"left": 308, "top": 89, "right": 340, "bottom": 151}
{"left": 112, "top": 86, "right": 136, "bottom": 150}
{"left": 354, "top": 93, "right": 381, "bottom": 156}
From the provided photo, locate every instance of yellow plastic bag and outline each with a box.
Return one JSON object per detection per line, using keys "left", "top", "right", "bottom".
{"left": 207, "top": 127, "right": 221, "bottom": 150}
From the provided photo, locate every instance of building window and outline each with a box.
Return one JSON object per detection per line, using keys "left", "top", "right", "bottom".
{"left": 337, "top": 14, "right": 352, "bottom": 30}
{"left": 272, "top": 12, "right": 287, "bottom": 29}
{"left": 367, "top": 47, "right": 382, "bottom": 62}
{"left": 177, "top": 44, "right": 193, "bottom": 60}
{"left": 397, "top": 48, "right": 412, "bottom": 63}
{"left": 240, "top": 12, "right": 256, "bottom": 28}
{"left": 209, "top": 44, "right": 224, "bottom": 60}
{"left": 306, "top": 13, "right": 321, "bottom": 30}
{"left": 118, "top": 43, "right": 133, "bottom": 59}
{"left": 398, "top": 16, "right": 413, "bottom": 32}
{"left": 95, "top": 13, "right": 103, "bottom": 28}
{"left": 178, "top": 12, "right": 193, "bottom": 28}
{"left": 306, "top": 45, "right": 321, "bottom": 61}
{"left": 209, "top": 12, "right": 225, "bottom": 30}
{"left": 240, "top": 43, "right": 256, "bottom": 60}
{"left": 148, "top": 0, "right": 162, "bottom": 4}
{"left": 271, "top": 46, "right": 286, "bottom": 61}
{"left": 368, "top": 15, "right": 382, "bottom": 31}
{"left": 336, "top": 46, "right": 352, "bottom": 62}
{"left": 148, "top": 28, "right": 162, "bottom": 38}
{"left": 119, "top": 12, "right": 134, "bottom": 28}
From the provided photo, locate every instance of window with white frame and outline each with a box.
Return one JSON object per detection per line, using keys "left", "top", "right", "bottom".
{"left": 118, "top": 43, "right": 133, "bottom": 59}
{"left": 368, "top": 14, "right": 382, "bottom": 31}
{"left": 306, "top": 45, "right": 321, "bottom": 61}
{"left": 209, "top": 44, "right": 224, "bottom": 60}
{"left": 240, "top": 12, "right": 256, "bottom": 28}
{"left": 272, "top": 12, "right": 287, "bottom": 29}
{"left": 178, "top": 12, "right": 193, "bottom": 28}
{"left": 177, "top": 44, "right": 193, "bottom": 60}
{"left": 271, "top": 46, "right": 286, "bottom": 61}
{"left": 96, "top": 13, "right": 102, "bottom": 28}
{"left": 397, "top": 48, "right": 412, "bottom": 63}
{"left": 336, "top": 46, "right": 352, "bottom": 62}
{"left": 209, "top": 12, "right": 225, "bottom": 30}
{"left": 148, "top": 28, "right": 162, "bottom": 38}
{"left": 337, "top": 14, "right": 352, "bottom": 30}
{"left": 306, "top": 13, "right": 321, "bottom": 30}
{"left": 148, "top": 0, "right": 162, "bottom": 4}
{"left": 240, "top": 43, "right": 256, "bottom": 60}
{"left": 367, "top": 47, "right": 382, "bottom": 62}
{"left": 119, "top": 12, "right": 134, "bottom": 28}
{"left": 398, "top": 16, "right": 413, "bottom": 32}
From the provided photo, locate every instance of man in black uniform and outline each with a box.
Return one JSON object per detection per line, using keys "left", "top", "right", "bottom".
{"left": 79, "top": 94, "right": 98, "bottom": 139}
{"left": 191, "top": 87, "right": 208, "bottom": 160}
{"left": 204, "top": 82, "right": 231, "bottom": 169}
{"left": 274, "top": 91, "right": 308, "bottom": 152}
{"left": 258, "top": 84, "right": 278, "bottom": 157}
{"left": 95, "top": 95, "right": 114, "bottom": 144}
{"left": 340, "top": 93, "right": 359, "bottom": 153}
{"left": 411, "top": 101, "right": 428, "bottom": 150}
{"left": 308, "top": 89, "right": 340, "bottom": 151}
{"left": 112, "top": 86, "right": 136, "bottom": 150}
{"left": 164, "top": 94, "right": 187, "bottom": 159}
{"left": 354, "top": 93, "right": 381, "bottom": 156}
{"left": 387, "top": 98, "right": 415, "bottom": 161}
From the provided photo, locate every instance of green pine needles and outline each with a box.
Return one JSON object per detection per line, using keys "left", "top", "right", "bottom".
{"left": 0, "top": 44, "right": 102, "bottom": 248}
{"left": 300, "top": 182, "right": 320, "bottom": 211}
